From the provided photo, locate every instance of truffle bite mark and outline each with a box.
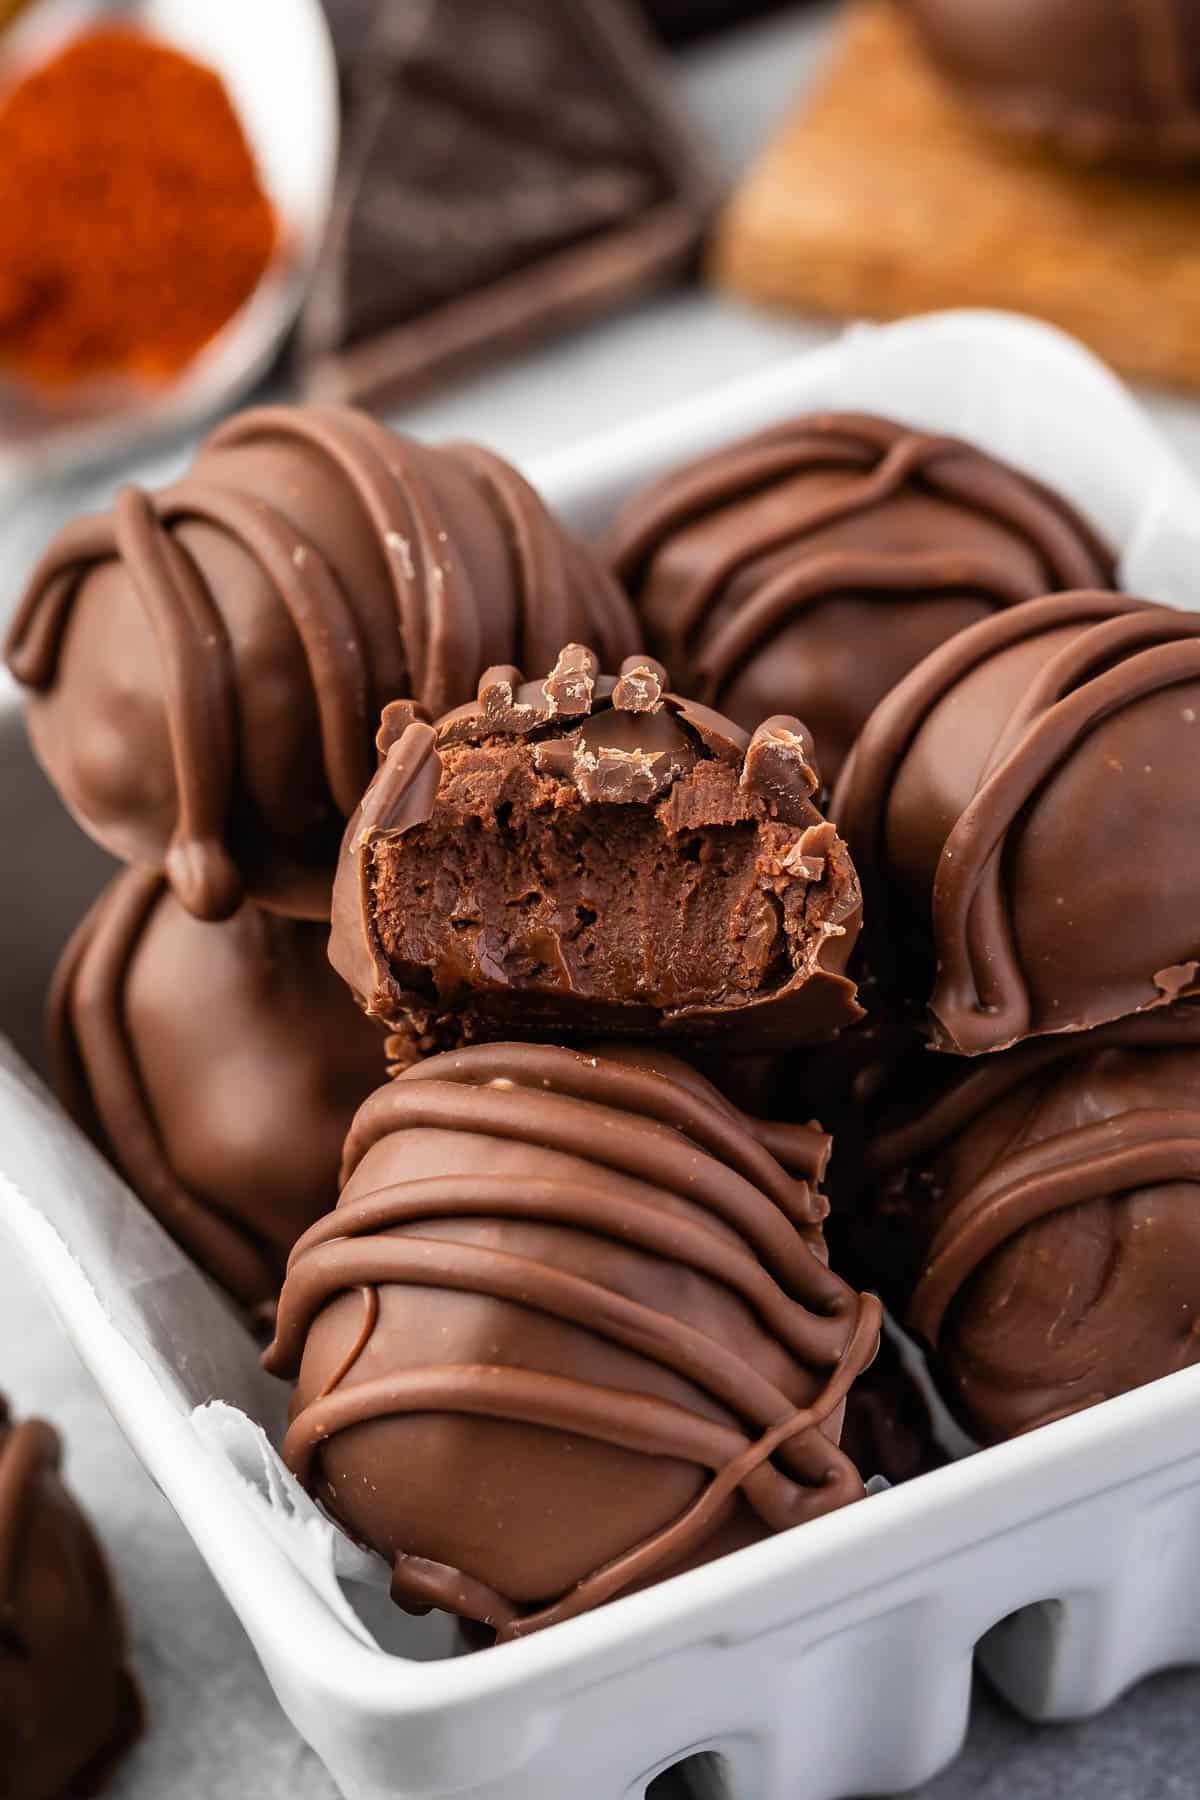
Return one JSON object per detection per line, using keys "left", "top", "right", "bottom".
{"left": 331, "top": 648, "right": 863, "bottom": 1056}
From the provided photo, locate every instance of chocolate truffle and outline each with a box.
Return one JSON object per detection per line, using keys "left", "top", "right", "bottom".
{"left": 264, "top": 1042, "right": 881, "bottom": 1639}
{"left": 609, "top": 412, "right": 1113, "bottom": 783}
{"left": 49, "top": 867, "right": 386, "bottom": 1313}
{"left": 331, "top": 648, "right": 864, "bottom": 1058}
{"left": 906, "top": 0, "right": 1200, "bottom": 165}
{"left": 0, "top": 1397, "right": 140, "bottom": 1799}
{"left": 860, "top": 1004, "right": 1200, "bottom": 1442}
{"left": 834, "top": 591, "right": 1200, "bottom": 1055}
{"left": 6, "top": 405, "right": 638, "bottom": 922}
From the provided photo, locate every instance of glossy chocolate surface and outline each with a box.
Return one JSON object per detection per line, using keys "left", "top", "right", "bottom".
{"left": 49, "top": 868, "right": 386, "bottom": 1313}
{"left": 610, "top": 412, "right": 1112, "bottom": 783}
{"left": 835, "top": 591, "right": 1200, "bottom": 1055}
{"left": 331, "top": 648, "right": 863, "bottom": 1056}
{"left": 860, "top": 1005, "right": 1200, "bottom": 1441}
{"left": 907, "top": 0, "right": 1200, "bottom": 163}
{"left": 6, "top": 405, "right": 638, "bottom": 921}
{"left": 265, "top": 1042, "right": 880, "bottom": 1639}
{"left": 0, "top": 1398, "right": 140, "bottom": 1800}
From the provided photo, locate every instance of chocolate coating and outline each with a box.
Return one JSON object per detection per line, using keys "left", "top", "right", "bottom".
{"left": 6, "top": 405, "right": 638, "bottom": 921}
{"left": 907, "top": 0, "right": 1200, "bottom": 164}
{"left": 49, "top": 868, "right": 386, "bottom": 1313}
{"left": 331, "top": 648, "right": 863, "bottom": 1057}
{"left": 264, "top": 1042, "right": 880, "bottom": 1639}
{"left": 835, "top": 592, "right": 1200, "bottom": 1055}
{"left": 610, "top": 412, "right": 1113, "bottom": 783}
{"left": 0, "top": 1397, "right": 140, "bottom": 1800}
{"left": 861, "top": 1005, "right": 1200, "bottom": 1442}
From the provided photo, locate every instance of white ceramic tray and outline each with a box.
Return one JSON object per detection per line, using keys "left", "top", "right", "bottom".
{"left": 4, "top": 311, "right": 1200, "bottom": 1800}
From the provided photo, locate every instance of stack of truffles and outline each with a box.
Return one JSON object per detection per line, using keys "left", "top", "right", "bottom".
{"left": 9, "top": 396, "right": 1200, "bottom": 1653}
{"left": 13, "top": 404, "right": 639, "bottom": 1317}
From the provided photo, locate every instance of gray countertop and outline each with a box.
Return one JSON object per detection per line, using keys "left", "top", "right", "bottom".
{"left": 6, "top": 7, "right": 1200, "bottom": 1797}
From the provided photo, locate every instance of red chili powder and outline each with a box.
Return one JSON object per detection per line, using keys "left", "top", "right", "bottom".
{"left": 0, "top": 24, "right": 277, "bottom": 386}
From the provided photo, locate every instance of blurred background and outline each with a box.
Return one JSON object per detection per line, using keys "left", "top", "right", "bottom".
{"left": 5, "top": 1, "right": 1200, "bottom": 1795}
{"left": 5, "top": 0, "right": 1200, "bottom": 619}
{"left": 0, "top": 0, "right": 825, "bottom": 607}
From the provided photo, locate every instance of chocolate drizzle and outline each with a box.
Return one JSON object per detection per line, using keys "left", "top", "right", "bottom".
{"left": 835, "top": 591, "right": 1200, "bottom": 1054}
{"left": 47, "top": 871, "right": 268, "bottom": 1302}
{"left": 265, "top": 1043, "right": 880, "bottom": 1639}
{"left": 610, "top": 412, "right": 1113, "bottom": 780}
{"left": 331, "top": 649, "right": 863, "bottom": 1054}
{"left": 861, "top": 1005, "right": 1200, "bottom": 1439}
{"left": 6, "top": 404, "right": 638, "bottom": 921}
{"left": 912, "top": 1108, "right": 1200, "bottom": 1344}
{"left": 49, "top": 867, "right": 386, "bottom": 1313}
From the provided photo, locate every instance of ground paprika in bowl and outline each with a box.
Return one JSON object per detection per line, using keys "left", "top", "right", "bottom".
{"left": 0, "top": 22, "right": 277, "bottom": 390}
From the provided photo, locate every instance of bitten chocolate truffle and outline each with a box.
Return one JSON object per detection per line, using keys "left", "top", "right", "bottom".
{"left": 859, "top": 1005, "right": 1200, "bottom": 1442}
{"left": 331, "top": 649, "right": 863, "bottom": 1058}
{"left": 906, "top": 0, "right": 1200, "bottom": 164}
{"left": 264, "top": 1042, "right": 881, "bottom": 1639}
{"left": 609, "top": 412, "right": 1113, "bottom": 782}
{"left": 6, "top": 405, "right": 638, "bottom": 922}
{"left": 835, "top": 591, "right": 1200, "bottom": 1055}
{"left": 49, "top": 868, "right": 386, "bottom": 1313}
{"left": 0, "top": 1398, "right": 140, "bottom": 1799}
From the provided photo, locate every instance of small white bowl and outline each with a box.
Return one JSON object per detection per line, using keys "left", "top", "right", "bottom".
{"left": 0, "top": 0, "right": 338, "bottom": 494}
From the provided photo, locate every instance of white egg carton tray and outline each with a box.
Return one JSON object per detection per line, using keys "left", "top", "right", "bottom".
{"left": 4, "top": 311, "right": 1200, "bottom": 1800}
